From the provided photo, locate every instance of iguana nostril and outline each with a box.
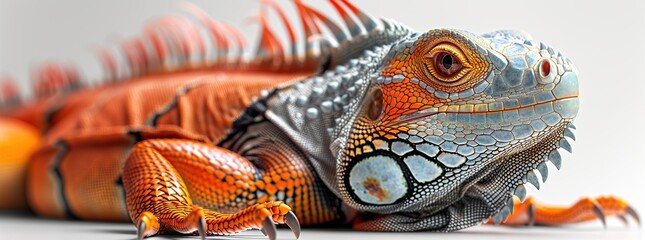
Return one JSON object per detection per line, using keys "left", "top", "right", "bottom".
{"left": 537, "top": 59, "right": 557, "bottom": 84}
{"left": 540, "top": 60, "right": 550, "bottom": 78}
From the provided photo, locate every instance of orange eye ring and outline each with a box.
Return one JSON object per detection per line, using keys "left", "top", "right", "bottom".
{"left": 381, "top": 31, "right": 491, "bottom": 94}
{"left": 422, "top": 42, "right": 471, "bottom": 85}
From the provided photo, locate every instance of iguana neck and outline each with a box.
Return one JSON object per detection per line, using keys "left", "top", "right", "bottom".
{"left": 261, "top": 44, "right": 392, "bottom": 197}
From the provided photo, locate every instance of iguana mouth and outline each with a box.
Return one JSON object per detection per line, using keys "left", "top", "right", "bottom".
{"left": 393, "top": 96, "right": 578, "bottom": 126}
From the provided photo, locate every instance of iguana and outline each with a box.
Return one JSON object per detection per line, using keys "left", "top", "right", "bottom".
{"left": 0, "top": 0, "right": 639, "bottom": 239}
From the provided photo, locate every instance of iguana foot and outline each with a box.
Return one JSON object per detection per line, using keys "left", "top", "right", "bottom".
{"left": 133, "top": 205, "right": 206, "bottom": 239}
{"left": 201, "top": 201, "right": 299, "bottom": 239}
{"left": 500, "top": 195, "right": 640, "bottom": 228}
{"left": 124, "top": 139, "right": 301, "bottom": 239}
{"left": 135, "top": 211, "right": 160, "bottom": 240}
{"left": 133, "top": 202, "right": 299, "bottom": 240}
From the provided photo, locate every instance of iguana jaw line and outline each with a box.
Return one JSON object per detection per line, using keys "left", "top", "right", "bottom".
{"left": 393, "top": 96, "right": 579, "bottom": 125}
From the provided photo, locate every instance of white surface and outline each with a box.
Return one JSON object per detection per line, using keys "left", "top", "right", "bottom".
{"left": 0, "top": 0, "right": 644, "bottom": 239}
{"left": 0, "top": 210, "right": 642, "bottom": 240}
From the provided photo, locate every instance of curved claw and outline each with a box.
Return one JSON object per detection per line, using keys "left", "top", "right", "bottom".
{"left": 197, "top": 217, "right": 207, "bottom": 240}
{"left": 261, "top": 216, "right": 277, "bottom": 240}
{"left": 528, "top": 202, "right": 536, "bottom": 227}
{"left": 626, "top": 205, "right": 641, "bottom": 227}
{"left": 137, "top": 221, "right": 146, "bottom": 240}
{"left": 285, "top": 211, "right": 301, "bottom": 239}
{"left": 260, "top": 228, "right": 267, "bottom": 236}
{"left": 591, "top": 203, "right": 607, "bottom": 229}
{"left": 617, "top": 214, "right": 629, "bottom": 226}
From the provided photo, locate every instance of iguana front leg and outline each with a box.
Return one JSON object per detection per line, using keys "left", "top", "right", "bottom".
{"left": 123, "top": 139, "right": 301, "bottom": 240}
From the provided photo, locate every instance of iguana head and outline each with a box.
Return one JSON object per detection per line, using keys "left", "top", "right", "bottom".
{"left": 334, "top": 28, "right": 579, "bottom": 230}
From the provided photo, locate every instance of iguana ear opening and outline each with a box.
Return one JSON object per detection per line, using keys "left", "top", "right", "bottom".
{"left": 364, "top": 87, "right": 385, "bottom": 122}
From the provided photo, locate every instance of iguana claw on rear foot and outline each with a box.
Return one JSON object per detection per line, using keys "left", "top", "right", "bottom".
{"left": 498, "top": 196, "right": 640, "bottom": 228}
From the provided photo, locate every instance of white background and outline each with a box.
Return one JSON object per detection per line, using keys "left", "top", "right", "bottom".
{"left": 1, "top": 0, "right": 644, "bottom": 239}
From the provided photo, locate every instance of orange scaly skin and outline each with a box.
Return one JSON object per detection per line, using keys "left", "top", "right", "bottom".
{"left": 123, "top": 139, "right": 315, "bottom": 237}
{"left": 1, "top": 1, "right": 347, "bottom": 237}
{"left": 125, "top": 138, "right": 336, "bottom": 225}
{"left": 0, "top": 0, "right": 640, "bottom": 239}
{"left": 23, "top": 71, "right": 316, "bottom": 222}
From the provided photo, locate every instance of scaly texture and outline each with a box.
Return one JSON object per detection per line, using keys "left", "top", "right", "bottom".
{"left": 0, "top": 0, "right": 639, "bottom": 239}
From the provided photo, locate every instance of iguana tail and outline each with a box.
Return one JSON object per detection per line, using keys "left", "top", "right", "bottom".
{"left": 0, "top": 117, "right": 39, "bottom": 209}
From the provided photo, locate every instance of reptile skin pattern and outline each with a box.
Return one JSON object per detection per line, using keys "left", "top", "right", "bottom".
{"left": 0, "top": 0, "right": 639, "bottom": 239}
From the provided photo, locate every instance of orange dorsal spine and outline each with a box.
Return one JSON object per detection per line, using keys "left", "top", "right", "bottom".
{"left": 0, "top": 1, "right": 301, "bottom": 130}
{"left": 1, "top": 0, "right": 383, "bottom": 136}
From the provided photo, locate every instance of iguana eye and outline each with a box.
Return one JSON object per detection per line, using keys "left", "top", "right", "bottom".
{"left": 365, "top": 87, "right": 384, "bottom": 121}
{"left": 435, "top": 52, "right": 462, "bottom": 76}
{"left": 422, "top": 43, "right": 470, "bottom": 84}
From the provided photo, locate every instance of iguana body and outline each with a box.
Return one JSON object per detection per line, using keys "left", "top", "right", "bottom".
{"left": 0, "top": 1, "right": 638, "bottom": 239}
